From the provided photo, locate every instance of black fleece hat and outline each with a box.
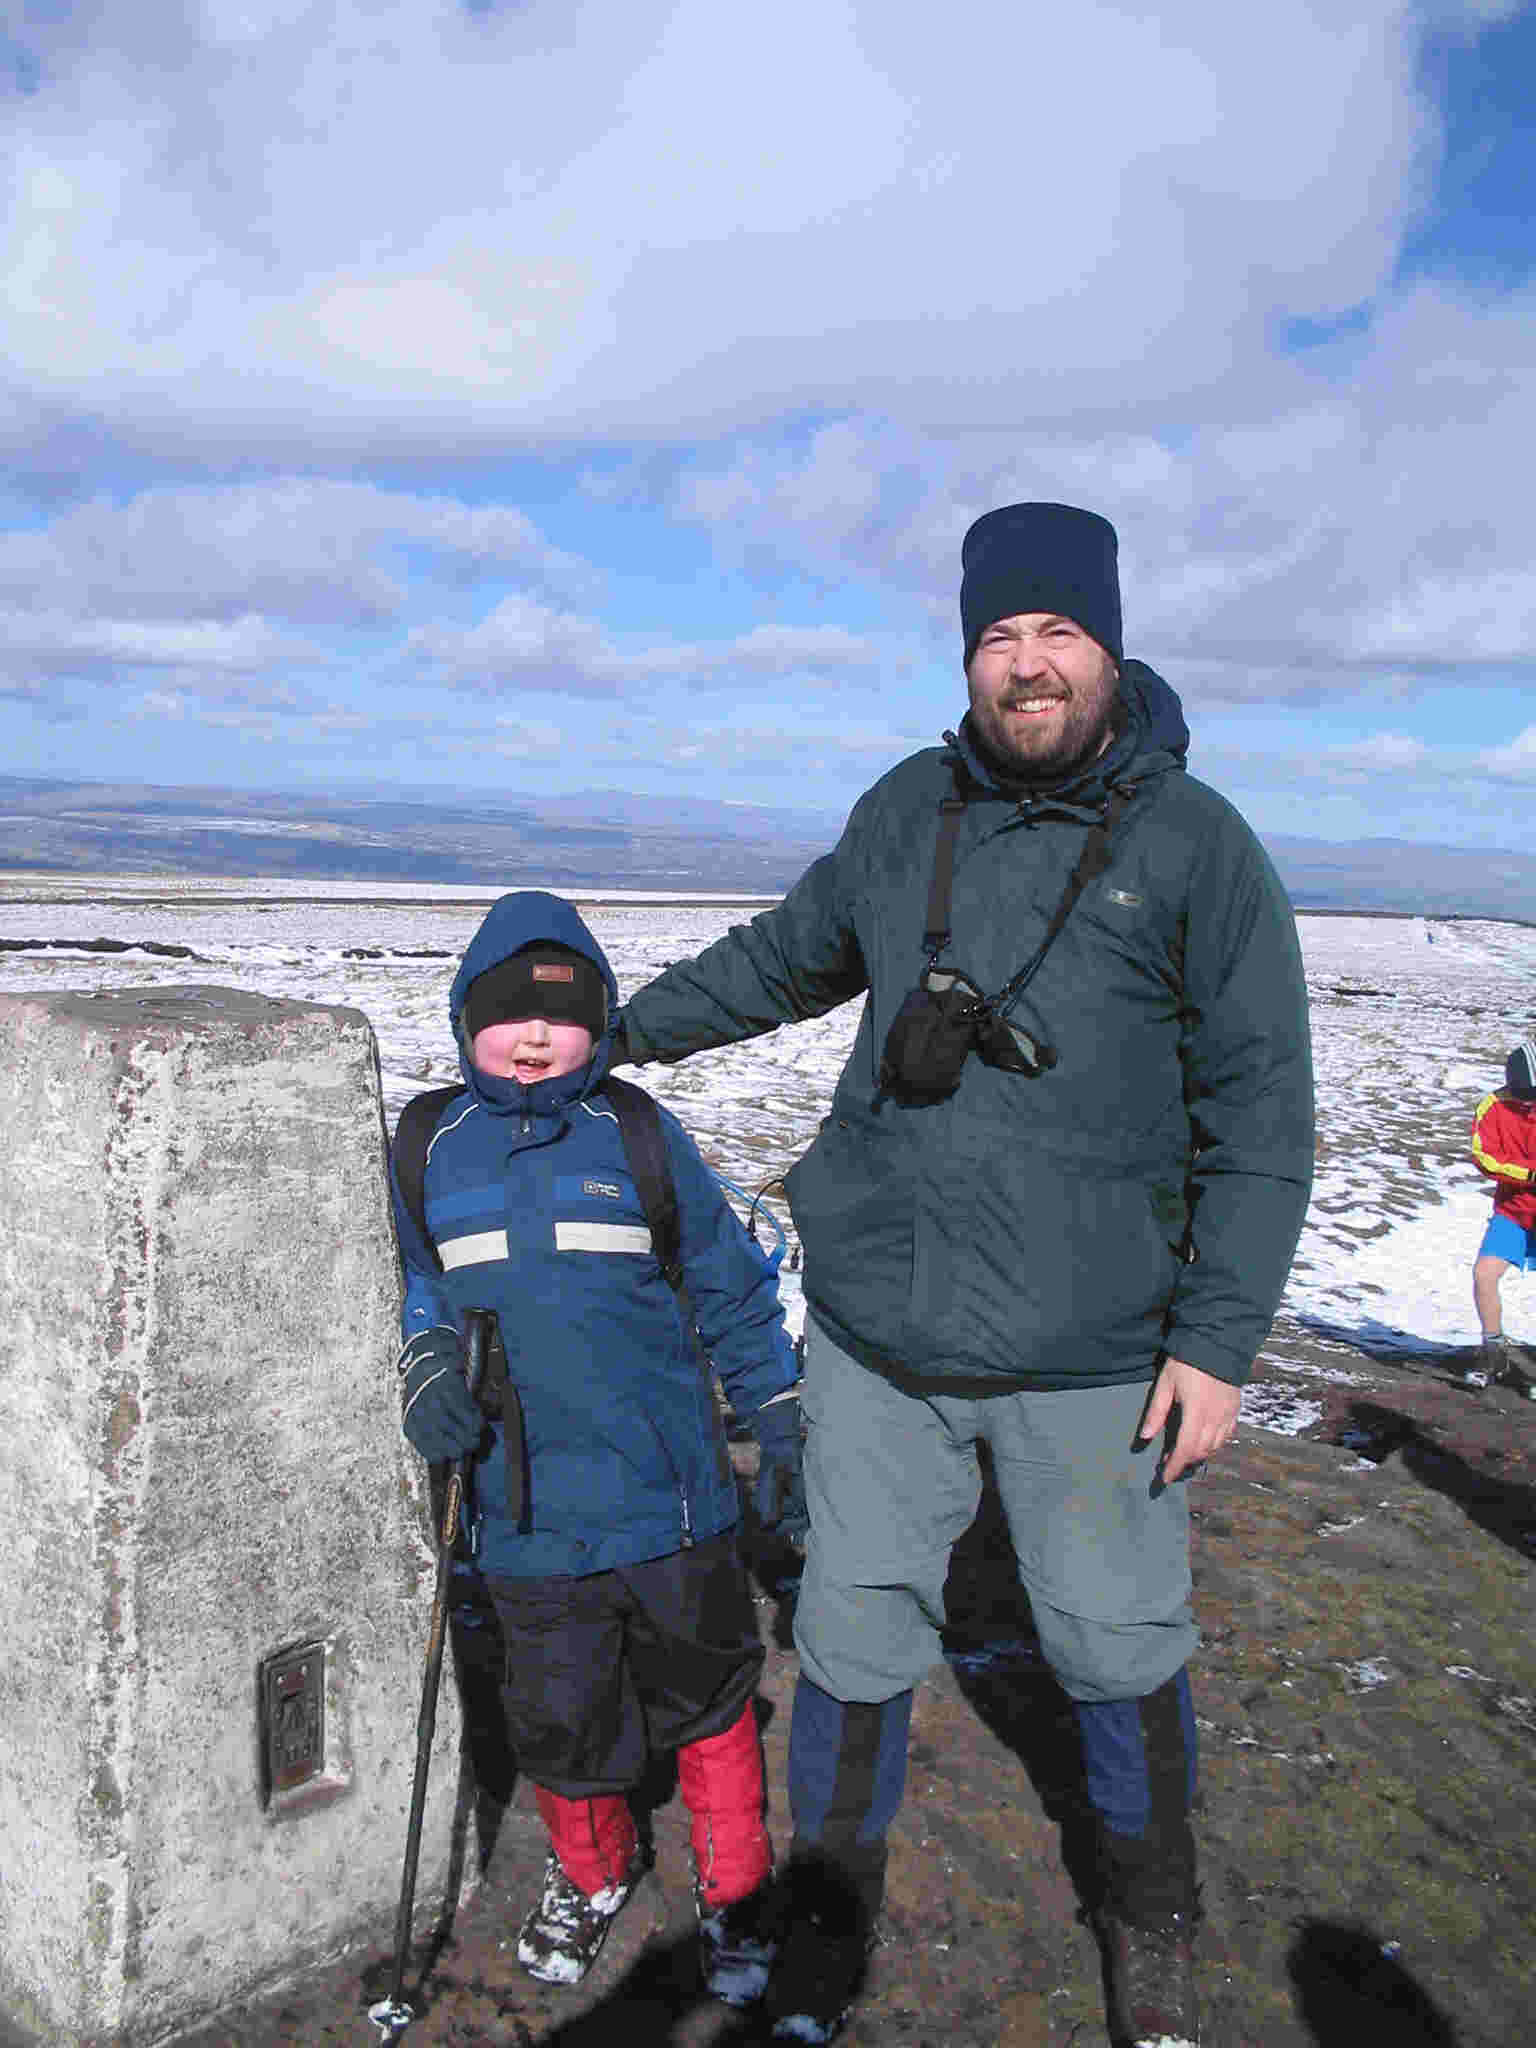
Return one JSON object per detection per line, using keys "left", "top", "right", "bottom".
{"left": 463, "top": 942, "right": 607, "bottom": 1043}
{"left": 1506, "top": 1041, "right": 1536, "bottom": 1101}
{"left": 960, "top": 501, "right": 1123, "bottom": 665}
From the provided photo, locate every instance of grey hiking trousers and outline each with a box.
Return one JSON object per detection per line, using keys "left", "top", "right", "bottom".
{"left": 794, "top": 1314, "right": 1197, "bottom": 1705}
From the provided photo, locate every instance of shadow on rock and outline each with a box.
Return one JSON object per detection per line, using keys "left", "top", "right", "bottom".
{"left": 1286, "top": 1921, "right": 1459, "bottom": 2045}
{"left": 1346, "top": 1398, "right": 1536, "bottom": 1562}
{"left": 1293, "top": 1313, "right": 1447, "bottom": 1365}
{"left": 939, "top": 1443, "right": 1100, "bottom": 1906}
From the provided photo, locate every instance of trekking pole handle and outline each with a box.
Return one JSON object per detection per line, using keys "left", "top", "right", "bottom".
{"left": 439, "top": 1309, "right": 492, "bottom": 1548}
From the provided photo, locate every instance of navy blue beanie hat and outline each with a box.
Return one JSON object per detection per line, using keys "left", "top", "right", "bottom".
{"left": 1506, "top": 1040, "right": 1536, "bottom": 1101}
{"left": 960, "top": 502, "right": 1123, "bottom": 666}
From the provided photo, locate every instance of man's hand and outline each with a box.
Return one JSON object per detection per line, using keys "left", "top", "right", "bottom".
{"left": 1138, "top": 1355, "right": 1241, "bottom": 1484}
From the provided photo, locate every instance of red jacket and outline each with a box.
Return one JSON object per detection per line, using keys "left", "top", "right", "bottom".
{"left": 1472, "top": 1091, "right": 1536, "bottom": 1229}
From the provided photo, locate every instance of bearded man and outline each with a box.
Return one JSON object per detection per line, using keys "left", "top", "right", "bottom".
{"left": 616, "top": 501, "right": 1314, "bottom": 2046}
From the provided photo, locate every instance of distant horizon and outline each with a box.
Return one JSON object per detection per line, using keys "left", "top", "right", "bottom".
{"left": 0, "top": 766, "right": 1527, "bottom": 867}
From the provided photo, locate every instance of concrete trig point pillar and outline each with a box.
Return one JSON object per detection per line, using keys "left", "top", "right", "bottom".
{"left": 0, "top": 986, "right": 465, "bottom": 2045}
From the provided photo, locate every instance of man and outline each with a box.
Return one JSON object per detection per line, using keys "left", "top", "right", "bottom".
{"left": 614, "top": 503, "right": 1314, "bottom": 2046}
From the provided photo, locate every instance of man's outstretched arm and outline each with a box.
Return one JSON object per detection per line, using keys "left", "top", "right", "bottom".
{"left": 619, "top": 825, "right": 869, "bottom": 1064}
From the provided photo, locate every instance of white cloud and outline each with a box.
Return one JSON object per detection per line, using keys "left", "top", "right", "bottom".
{"left": 409, "top": 597, "right": 886, "bottom": 696}
{"left": 0, "top": 480, "right": 585, "bottom": 626}
{"left": 1476, "top": 725, "right": 1536, "bottom": 784}
{"left": 0, "top": 0, "right": 1526, "bottom": 841}
{"left": 663, "top": 273, "right": 1536, "bottom": 705}
{"left": 0, "top": 1, "right": 1473, "bottom": 446}
{"left": 1203, "top": 724, "right": 1536, "bottom": 799}
{"left": 0, "top": 605, "right": 311, "bottom": 676}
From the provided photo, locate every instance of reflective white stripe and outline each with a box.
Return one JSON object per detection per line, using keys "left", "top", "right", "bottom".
{"left": 439, "top": 1229, "right": 510, "bottom": 1270}
{"left": 555, "top": 1221, "right": 652, "bottom": 1254}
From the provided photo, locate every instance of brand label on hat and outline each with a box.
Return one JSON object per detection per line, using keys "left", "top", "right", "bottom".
{"left": 532, "top": 963, "right": 575, "bottom": 982}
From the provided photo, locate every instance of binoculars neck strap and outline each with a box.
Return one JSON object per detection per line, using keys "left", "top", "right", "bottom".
{"left": 921, "top": 763, "right": 1137, "bottom": 1008}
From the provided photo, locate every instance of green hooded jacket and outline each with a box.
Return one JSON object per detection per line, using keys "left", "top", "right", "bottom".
{"left": 620, "top": 662, "right": 1314, "bottom": 1391}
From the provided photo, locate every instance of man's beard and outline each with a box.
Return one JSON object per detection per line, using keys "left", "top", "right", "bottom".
{"left": 969, "top": 689, "right": 1122, "bottom": 787}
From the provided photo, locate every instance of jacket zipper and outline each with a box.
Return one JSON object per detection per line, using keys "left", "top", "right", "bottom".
{"left": 642, "top": 1410, "right": 694, "bottom": 1548}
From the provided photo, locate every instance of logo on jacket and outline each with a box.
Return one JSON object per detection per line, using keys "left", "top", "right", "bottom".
{"left": 583, "top": 1179, "right": 623, "bottom": 1200}
{"left": 1105, "top": 887, "right": 1143, "bottom": 908}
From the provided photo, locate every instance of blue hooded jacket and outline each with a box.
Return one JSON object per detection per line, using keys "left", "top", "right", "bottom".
{"left": 391, "top": 890, "right": 796, "bottom": 1579}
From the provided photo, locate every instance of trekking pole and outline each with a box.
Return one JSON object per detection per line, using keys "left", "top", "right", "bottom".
{"left": 368, "top": 1307, "right": 492, "bottom": 2042}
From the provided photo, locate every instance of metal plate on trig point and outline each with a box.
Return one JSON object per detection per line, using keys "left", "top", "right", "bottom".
{"left": 260, "top": 1642, "right": 325, "bottom": 1799}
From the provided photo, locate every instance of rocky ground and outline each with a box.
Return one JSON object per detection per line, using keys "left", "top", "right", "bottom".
{"left": 177, "top": 1321, "right": 1536, "bottom": 2048}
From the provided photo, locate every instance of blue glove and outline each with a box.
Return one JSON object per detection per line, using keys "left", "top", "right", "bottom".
{"left": 751, "top": 1395, "right": 807, "bottom": 1544}
{"left": 398, "top": 1326, "right": 484, "bottom": 1463}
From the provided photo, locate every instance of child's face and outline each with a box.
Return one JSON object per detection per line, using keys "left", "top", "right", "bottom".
{"left": 471, "top": 1014, "right": 595, "bottom": 1085}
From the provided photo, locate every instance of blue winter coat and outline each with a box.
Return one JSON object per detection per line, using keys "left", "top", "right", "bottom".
{"left": 391, "top": 891, "right": 797, "bottom": 1579}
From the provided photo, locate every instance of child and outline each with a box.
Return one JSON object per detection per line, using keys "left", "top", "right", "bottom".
{"left": 390, "top": 891, "right": 804, "bottom": 1998}
{"left": 1470, "top": 1039, "right": 1536, "bottom": 1397}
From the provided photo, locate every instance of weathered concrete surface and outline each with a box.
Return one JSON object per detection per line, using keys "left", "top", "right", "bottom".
{"left": 161, "top": 1327, "right": 1536, "bottom": 2047}
{"left": 0, "top": 986, "right": 462, "bottom": 2045}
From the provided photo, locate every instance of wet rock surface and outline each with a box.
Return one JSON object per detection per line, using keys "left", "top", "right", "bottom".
{"left": 179, "top": 1325, "right": 1536, "bottom": 2048}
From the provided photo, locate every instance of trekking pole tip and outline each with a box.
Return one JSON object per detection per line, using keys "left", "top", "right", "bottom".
{"left": 367, "top": 1995, "right": 414, "bottom": 2039}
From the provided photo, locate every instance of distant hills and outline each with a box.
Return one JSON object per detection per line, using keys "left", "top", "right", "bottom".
{"left": 1263, "top": 834, "right": 1529, "bottom": 922}
{"left": 0, "top": 774, "right": 1525, "bottom": 919}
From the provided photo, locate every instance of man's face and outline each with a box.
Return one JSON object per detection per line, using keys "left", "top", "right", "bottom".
{"left": 965, "top": 612, "right": 1120, "bottom": 778}
{"left": 471, "top": 1015, "right": 594, "bottom": 1085}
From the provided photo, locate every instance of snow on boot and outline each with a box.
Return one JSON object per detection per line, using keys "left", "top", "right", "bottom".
{"left": 695, "top": 1878, "right": 781, "bottom": 2007}
{"left": 764, "top": 1854, "right": 880, "bottom": 2045}
{"left": 677, "top": 1703, "right": 776, "bottom": 2004}
{"left": 1092, "top": 1901, "right": 1202, "bottom": 2048}
{"left": 515, "top": 1850, "right": 645, "bottom": 1986}
{"left": 765, "top": 1919, "right": 873, "bottom": 2044}
{"left": 517, "top": 1789, "right": 644, "bottom": 1986}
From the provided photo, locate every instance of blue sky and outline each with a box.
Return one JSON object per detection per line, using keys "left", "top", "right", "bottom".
{"left": 0, "top": 1, "right": 1531, "bottom": 849}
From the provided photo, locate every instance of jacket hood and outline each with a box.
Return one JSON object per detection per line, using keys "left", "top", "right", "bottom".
{"left": 956, "top": 656, "right": 1189, "bottom": 805}
{"left": 450, "top": 891, "right": 619, "bottom": 1102}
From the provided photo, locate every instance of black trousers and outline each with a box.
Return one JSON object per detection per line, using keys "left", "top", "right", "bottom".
{"left": 484, "top": 1531, "right": 765, "bottom": 1799}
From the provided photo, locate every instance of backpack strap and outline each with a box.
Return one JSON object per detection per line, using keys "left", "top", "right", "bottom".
{"left": 602, "top": 1073, "right": 683, "bottom": 1289}
{"left": 392, "top": 1084, "right": 464, "bottom": 1275}
{"left": 603, "top": 1074, "right": 731, "bottom": 1488}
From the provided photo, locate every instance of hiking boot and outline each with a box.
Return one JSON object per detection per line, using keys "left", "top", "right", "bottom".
{"left": 515, "top": 1850, "right": 645, "bottom": 1986}
{"left": 1092, "top": 1903, "right": 1202, "bottom": 2048}
{"left": 696, "top": 1878, "right": 781, "bottom": 2006}
{"left": 764, "top": 1915, "right": 875, "bottom": 2043}
{"left": 1486, "top": 1336, "right": 1536, "bottom": 1399}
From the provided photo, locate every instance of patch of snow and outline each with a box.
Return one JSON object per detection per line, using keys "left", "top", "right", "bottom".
{"left": 1340, "top": 1657, "right": 1396, "bottom": 1691}
{"left": 1260, "top": 1357, "right": 1372, "bottom": 1385}
{"left": 1240, "top": 1384, "right": 1324, "bottom": 1436}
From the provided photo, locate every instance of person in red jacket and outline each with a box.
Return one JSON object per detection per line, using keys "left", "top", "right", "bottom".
{"left": 1471, "top": 1040, "right": 1536, "bottom": 1395}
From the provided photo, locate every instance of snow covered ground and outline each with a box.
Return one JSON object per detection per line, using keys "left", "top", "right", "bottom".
{"left": 2, "top": 875, "right": 1532, "bottom": 1429}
